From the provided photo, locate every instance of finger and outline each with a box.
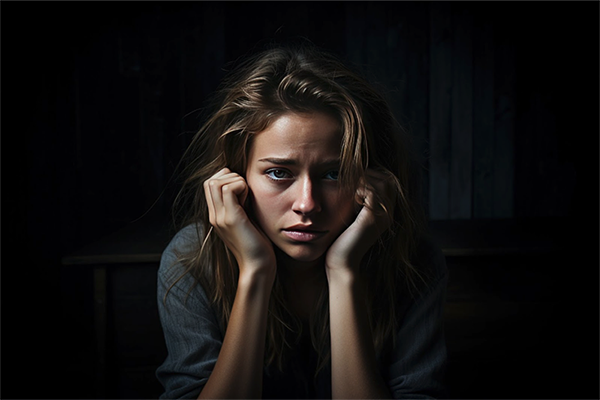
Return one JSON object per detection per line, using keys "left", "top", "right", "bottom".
{"left": 365, "top": 168, "right": 397, "bottom": 206}
{"left": 355, "top": 171, "right": 375, "bottom": 203}
{"left": 222, "top": 179, "right": 249, "bottom": 226}
{"left": 204, "top": 181, "right": 216, "bottom": 226}
{"left": 216, "top": 175, "right": 248, "bottom": 205}
{"left": 207, "top": 178, "right": 225, "bottom": 226}
{"left": 204, "top": 168, "right": 231, "bottom": 225}
{"left": 213, "top": 167, "right": 231, "bottom": 178}
{"left": 211, "top": 175, "right": 243, "bottom": 226}
{"left": 360, "top": 185, "right": 376, "bottom": 209}
{"left": 221, "top": 178, "right": 248, "bottom": 200}
{"left": 364, "top": 169, "right": 389, "bottom": 193}
{"left": 211, "top": 175, "right": 248, "bottom": 226}
{"left": 356, "top": 178, "right": 391, "bottom": 221}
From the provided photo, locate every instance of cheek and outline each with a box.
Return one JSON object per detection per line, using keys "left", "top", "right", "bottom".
{"left": 327, "top": 192, "right": 357, "bottom": 228}
{"left": 247, "top": 182, "right": 285, "bottom": 228}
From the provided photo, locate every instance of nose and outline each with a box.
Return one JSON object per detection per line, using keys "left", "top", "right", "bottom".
{"left": 292, "top": 176, "right": 321, "bottom": 216}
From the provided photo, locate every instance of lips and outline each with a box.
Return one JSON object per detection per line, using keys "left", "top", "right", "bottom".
{"left": 281, "top": 225, "right": 328, "bottom": 242}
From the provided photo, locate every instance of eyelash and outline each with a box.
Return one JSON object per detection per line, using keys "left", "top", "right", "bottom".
{"left": 265, "top": 169, "right": 291, "bottom": 181}
{"left": 265, "top": 169, "right": 340, "bottom": 182}
{"left": 324, "top": 170, "right": 339, "bottom": 181}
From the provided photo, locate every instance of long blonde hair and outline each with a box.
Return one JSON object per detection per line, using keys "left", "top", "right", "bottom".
{"left": 165, "top": 42, "right": 428, "bottom": 374}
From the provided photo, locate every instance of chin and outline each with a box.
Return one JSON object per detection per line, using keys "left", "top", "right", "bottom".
{"left": 275, "top": 244, "right": 327, "bottom": 264}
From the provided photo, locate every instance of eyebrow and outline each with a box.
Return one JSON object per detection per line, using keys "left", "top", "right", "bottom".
{"left": 258, "top": 157, "right": 340, "bottom": 166}
{"left": 258, "top": 158, "right": 297, "bottom": 166}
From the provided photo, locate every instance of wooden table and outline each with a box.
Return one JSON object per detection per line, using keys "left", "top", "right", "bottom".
{"left": 62, "top": 214, "right": 174, "bottom": 398}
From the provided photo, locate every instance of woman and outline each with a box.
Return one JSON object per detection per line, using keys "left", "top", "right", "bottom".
{"left": 157, "top": 42, "right": 448, "bottom": 399}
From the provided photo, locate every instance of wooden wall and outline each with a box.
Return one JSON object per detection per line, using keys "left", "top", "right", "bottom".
{"left": 11, "top": 2, "right": 587, "bottom": 251}
{"left": 5, "top": 1, "right": 596, "bottom": 399}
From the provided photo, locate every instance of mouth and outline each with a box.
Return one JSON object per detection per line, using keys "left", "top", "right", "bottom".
{"left": 281, "top": 226, "right": 328, "bottom": 242}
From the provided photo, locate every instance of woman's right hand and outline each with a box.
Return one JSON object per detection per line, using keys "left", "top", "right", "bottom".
{"left": 204, "top": 167, "right": 276, "bottom": 279}
{"left": 199, "top": 168, "right": 276, "bottom": 399}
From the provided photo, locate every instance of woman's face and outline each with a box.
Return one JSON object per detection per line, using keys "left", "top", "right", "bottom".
{"left": 245, "top": 111, "right": 356, "bottom": 264}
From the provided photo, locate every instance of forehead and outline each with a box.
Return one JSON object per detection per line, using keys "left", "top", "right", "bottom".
{"left": 249, "top": 112, "right": 342, "bottom": 160}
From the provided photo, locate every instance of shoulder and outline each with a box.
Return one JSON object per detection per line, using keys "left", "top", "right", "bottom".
{"left": 405, "top": 234, "right": 448, "bottom": 299}
{"left": 162, "top": 223, "right": 203, "bottom": 261}
{"left": 158, "top": 223, "right": 204, "bottom": 291}
{"left": 413, "top": 234, "right": 448, "bottom": 284}
{"left": 157, "top": 222, "right": 218, "bottom": 319}
{"left": 383, "top": 235, "right": 448, "bottom": 397}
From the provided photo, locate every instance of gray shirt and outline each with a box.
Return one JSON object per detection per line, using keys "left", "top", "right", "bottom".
{"left": 156, "top": 224, "right": 448, "bottom": 399}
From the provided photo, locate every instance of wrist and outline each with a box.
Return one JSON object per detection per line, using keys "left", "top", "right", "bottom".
{"left": 238, "top": 262, "right": 276, "bottom": 289}
{"left": 325, "top": 265, "right": 360, "bottom": 286}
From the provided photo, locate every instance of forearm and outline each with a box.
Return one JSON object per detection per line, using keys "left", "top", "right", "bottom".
{"left": 198, "top": 270, "right": 274, "bottom": 399}
{"left": 328, "top": 271, "right": 391, "bottom": 399}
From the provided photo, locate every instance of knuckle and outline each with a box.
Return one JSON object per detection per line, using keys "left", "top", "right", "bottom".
{"left": 208, "top": 215, "right": 216, "bottom": 226}
{"left": 223, "top": 215, "right": 236, "bottom": 227}
{"left": 223, "top": 208, "right": 243, "bottom": 227}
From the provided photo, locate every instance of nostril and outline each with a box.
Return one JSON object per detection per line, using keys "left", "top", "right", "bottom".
{"left": 291, "top": 178, "right": 322, "bottom": 215}
{"left": 293, "top": 198, "right": 320, "bottom": 216}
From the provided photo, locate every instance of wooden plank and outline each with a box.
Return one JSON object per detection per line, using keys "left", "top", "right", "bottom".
{"left": 344, "top": 2, "right": 368, "bottom": 73}
{"left": 61, "top": 213, "right": 173, "bottom": 266}
{"left": 428, "top": 218, "right": 567, "bottom": 257}
{"left": 428, "top": 2, "right": 452, "bottom": 220}
{"left": 110, "top": 266, "right": 166, "bottom": 368}
{"left": 180, "top": 24, "right": 207, "bottom": 144}
{"left": 406, "top": 2, "right": 430, "bottom": 211}
{"left": 449, "top": 5, "right": 473, "bottom": 219}
{"left": 223, "top": 2, "right": 264, "bottom": 66}
{"left": 472, "top": 13, "right": 495, "bottom": 218}
{"left": 93, "top": 267, "right": 108, "bottom": 398}
{"left": 200, "top": 2, "right": 225, "bottom": 105}
{"left": 169, "top": 4, "right": 226, "bottom": 208}
{"left": 384, "top": 2, "right": 409, "bottom": 126}
{"left": 492, "top": 23, "right": 515, "bottom": 218}
{"left": 366, "top": 2, "right": 388, "bottom": 86}
{"left": 138, "top": 9, "right": 167, "bottom": 210}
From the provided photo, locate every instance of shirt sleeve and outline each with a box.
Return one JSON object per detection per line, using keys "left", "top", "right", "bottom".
{"left": 155, "top": 225, "right": 224, "bottom": 399}
{"left": 386, "top": 237, "right": 449, "bottom": 399}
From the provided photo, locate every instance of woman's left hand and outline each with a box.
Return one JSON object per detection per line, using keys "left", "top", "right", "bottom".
{"left": 325, "top": 169, "right": 396, "bottom": 277}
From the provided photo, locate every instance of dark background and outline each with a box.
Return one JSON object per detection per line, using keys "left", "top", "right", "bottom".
{"left": 3, "top": 1, "right": 598, "bottom": 399}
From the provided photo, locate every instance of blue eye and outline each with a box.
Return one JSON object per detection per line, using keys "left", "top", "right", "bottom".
{"left": 324, "top": 170, "right": 339, "bottom": 181}
{"left": 266, "top": 169, "right": 291, "bottom": 181}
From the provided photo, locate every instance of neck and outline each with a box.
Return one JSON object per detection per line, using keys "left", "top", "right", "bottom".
{"left": 275, "top": 249, "right": 325, "bottom": 283}
{"left": 275, "top": 249, "right": 327, "bottom": 323}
